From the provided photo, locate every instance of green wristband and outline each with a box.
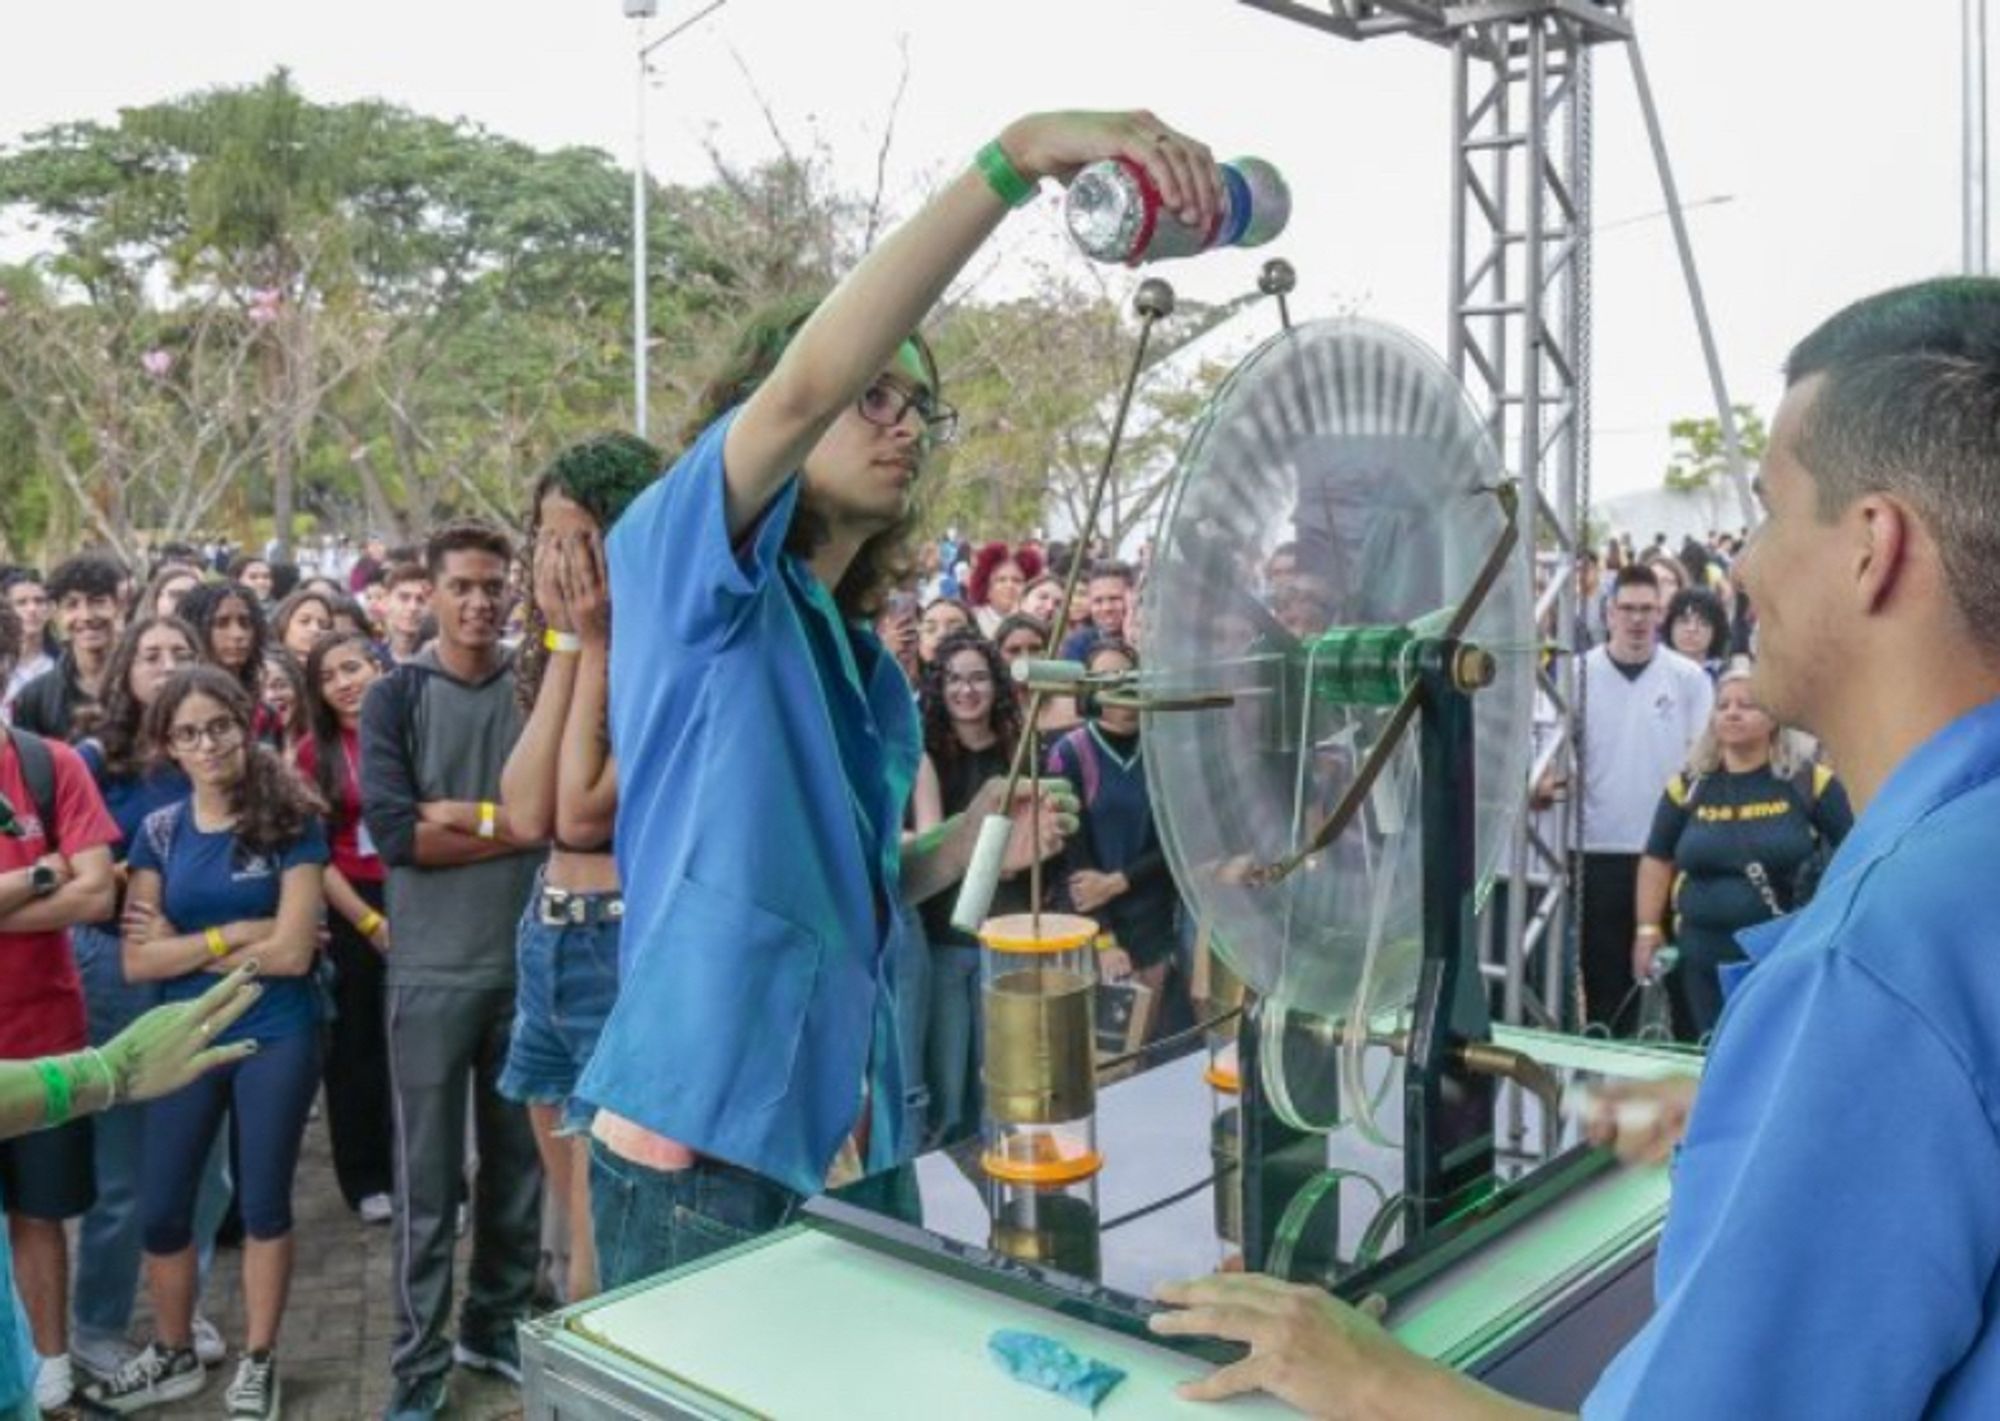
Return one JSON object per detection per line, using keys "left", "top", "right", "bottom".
{"left": 35, "top": 1058, "right": 71, "bottom": 1126}
{"left": 975, "top": 140, "right": 1038, "bottom": 209}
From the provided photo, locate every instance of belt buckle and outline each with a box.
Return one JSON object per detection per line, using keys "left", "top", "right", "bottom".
{"left": 540, "top": 886, "right": 573, "bottom": 926}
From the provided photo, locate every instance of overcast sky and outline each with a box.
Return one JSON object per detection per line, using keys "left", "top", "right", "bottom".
{"left": 0, "top": 0, "right": 1978, "bottom": 511}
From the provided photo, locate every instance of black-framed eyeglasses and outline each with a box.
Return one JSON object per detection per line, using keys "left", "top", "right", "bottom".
{"left": 857, "top": 380, "right": 958, "bottom": 447}
{"left": 168, "top": 717, "right": 243, "bottom": 752}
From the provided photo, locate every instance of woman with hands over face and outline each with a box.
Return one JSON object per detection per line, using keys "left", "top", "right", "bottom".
{"left": 495, "top": 434, "right": 658, "bottom": 1305}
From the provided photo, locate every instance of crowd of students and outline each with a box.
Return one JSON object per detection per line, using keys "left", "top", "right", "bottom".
{"left": 0, "top": 474, "right": 1178, "bottom": 1421}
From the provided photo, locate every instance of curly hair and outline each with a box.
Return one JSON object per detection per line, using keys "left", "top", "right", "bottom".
{"left": 514, "top": 432, "right": 663, "bottom": 713}
{"left": 967, "top": 542, "right": 1045, "bottom": 611}
{"left": 677, "top": 291, "right": 936, "bottom": 623}
{"left": 301, "top": 630, "right": 383, "bottom": 811}
{"left": 144, "top": 665, "right": 325, "bottom": 857}
{"left": 178, "top": 582, "right": 270, "bottom": 700}
{"left": 91, "top": 616, "right": 200, "bottom": 780}
{"left": 920, "top": 630, "right": 1021, "bottom": 784}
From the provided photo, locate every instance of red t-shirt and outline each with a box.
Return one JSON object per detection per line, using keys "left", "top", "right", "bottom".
{"left": 294, "top": 728, "right": 384, "bottom": 886}
{"left": 0, "top": 734, "right": 121, "bottom": 1057}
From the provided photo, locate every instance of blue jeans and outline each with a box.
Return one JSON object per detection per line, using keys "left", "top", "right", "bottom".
{"left": 140, "top": 1029, "right": 320, "bottom": 1254}
{"left": 497, "top": 891, "right": 621, "bottom": 1135}
{"left": 588, "top": 1138, "right": 799, "bottom": 1291}
{"left": 71, "top": 926, "right": 230, "bottom": 1343}
{"left": 925, "top": 944, "right": 983, "bottom": 1147}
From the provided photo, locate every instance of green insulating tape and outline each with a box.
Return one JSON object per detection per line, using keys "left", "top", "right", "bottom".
{"left": 1304, "top": 624, "right": 1414, "bottom": 706}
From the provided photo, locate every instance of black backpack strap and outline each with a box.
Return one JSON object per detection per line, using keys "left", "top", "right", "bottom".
{"left": 6, "top": 727, "right": 58, "bottom": 850}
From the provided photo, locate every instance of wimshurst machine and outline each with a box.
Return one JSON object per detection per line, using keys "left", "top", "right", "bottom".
{"left": 520, "top": 277, "right": 1697, "bottom": 1419}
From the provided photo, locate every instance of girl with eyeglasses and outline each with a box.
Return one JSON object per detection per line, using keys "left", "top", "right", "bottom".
{"left": 84, "top": 667, "right": 327, "bottom": 1419}
{"left": 67, "top": 618, "right": 234, "bottom": 1382}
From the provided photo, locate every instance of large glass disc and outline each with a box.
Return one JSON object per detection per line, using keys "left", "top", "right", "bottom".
{"left": 1140, "top": 318, "right": 1534, "bottom": 1025}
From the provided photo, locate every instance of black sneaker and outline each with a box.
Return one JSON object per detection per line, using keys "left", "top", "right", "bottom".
{"left": 78, "top": 1342, "right": 204, "bottom": 1413}
{"left": 452, "top": 1330, "right": 522, "bottom": 1385}
{"left": 224, "top": 1350, "right": 281, "bottom": 1420}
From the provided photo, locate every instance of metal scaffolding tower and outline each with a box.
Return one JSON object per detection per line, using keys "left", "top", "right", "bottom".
{"left": 1239, "top": 0, "right": 1748, "bottom": 1039}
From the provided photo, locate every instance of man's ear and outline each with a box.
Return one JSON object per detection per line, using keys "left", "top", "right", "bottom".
{"left": 1850, "top": 494, "right": 1912, "bottom": 616}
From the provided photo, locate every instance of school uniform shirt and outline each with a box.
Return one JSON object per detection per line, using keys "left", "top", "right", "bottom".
{"left": 128, "top": 805, "right": 329, "bottom": 1044}
{"left": 1046, "top": 723, "right": 1177, "bottom": 967}
{"left": 74, "top": 743, "right": 192, "bottom": 929}
{"left": 577, "top": 406, "right": 921, "bottom": 1196}
{"left": 1586, "top": 695, "right": 2000, "bottom": 1417}
{"left": 1579, "top": 646, "right": 1713, "bottom": 854}
{"left": 0, "top": 733, "right": 119, "bottom": 1059}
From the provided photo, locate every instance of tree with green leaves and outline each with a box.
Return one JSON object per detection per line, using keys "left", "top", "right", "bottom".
{"left": 1664, "top": 404, "right": 1766, "bottom": 532}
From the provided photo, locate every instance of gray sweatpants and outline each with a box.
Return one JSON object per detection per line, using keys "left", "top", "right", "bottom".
{"left": 386, "top": 984, "right": 543, "bottom": 1391}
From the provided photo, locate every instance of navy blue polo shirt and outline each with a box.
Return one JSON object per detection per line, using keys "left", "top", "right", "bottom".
{"left": 577, "top": 408, "right": 921, "bottom": 1195}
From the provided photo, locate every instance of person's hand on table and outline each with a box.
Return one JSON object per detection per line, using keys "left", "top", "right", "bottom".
{"left": 100, "top": 964, "right": 263, "bottom": 1103}
{"left": 1149, "top": 1275, "right": 1418, "bottom": 1417}
{"left": 1583, "top": 1076, "right": 1697, "bottom": 1167}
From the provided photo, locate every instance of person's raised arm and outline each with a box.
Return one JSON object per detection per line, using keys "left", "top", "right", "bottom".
{"left": 721, "top": 111, "right": 1223, "bottom": 537}
{"left": 499, "top": 535, "right": 579, "bottom": 842}
{"left": 555, "top": 529, "right": 618, "bottom": 849}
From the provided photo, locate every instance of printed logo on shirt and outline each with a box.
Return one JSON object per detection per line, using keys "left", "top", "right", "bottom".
{"left": 1694, "top": 799, "right": 1793, "bottom": 824}
{"left": 10, "top": 813, "right": 45, "bottom": 844}
{"left": 232, "top": 852, "right": 277, "bottom": 882}
{"left": 1653, "top": 693, "right": 1678, "bottom": 717}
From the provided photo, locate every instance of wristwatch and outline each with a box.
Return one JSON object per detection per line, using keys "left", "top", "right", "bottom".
{"left": 28, "top": 864, "right": 59, "bottom": 899}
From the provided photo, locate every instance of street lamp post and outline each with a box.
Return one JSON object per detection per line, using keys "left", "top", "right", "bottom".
{"left": 626, "top": 0, "right": 732, "bottom": 439}
{"left": 1968, "top": 0, "right": 1990, "bottom": 275}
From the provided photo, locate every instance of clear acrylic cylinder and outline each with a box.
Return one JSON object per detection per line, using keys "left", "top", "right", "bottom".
{"left": 978, "top": 912, "right": 1103, "bottom": 1187}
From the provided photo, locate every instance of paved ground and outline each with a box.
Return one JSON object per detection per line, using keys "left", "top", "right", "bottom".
{"left": 63, "top": 1119, "right": 529, "bottom": 1421}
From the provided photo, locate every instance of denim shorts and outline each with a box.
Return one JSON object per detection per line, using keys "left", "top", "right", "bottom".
{"left": 498, "top": 890, "right": 622, "bottom": 1134}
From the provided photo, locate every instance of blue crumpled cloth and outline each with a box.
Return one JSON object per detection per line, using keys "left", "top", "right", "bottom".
{"left": 987, "top": 1328, "right": 1128, "bottom": 1411}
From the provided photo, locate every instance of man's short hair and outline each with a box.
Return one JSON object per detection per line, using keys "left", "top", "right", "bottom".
{"left": 381, "top": 561, "right": 430, "bottom": 595}
{"left": 48, "top": 553, "right": 125, "bottom": 604}
{"left": 1785, "top": 277, "right": 2000, "bottom": 647}
{"left": 1612, "top": 563, "right": 1660, "bottom": 597}
{"left": 1088, "top": 561, "right": 1134, "bottom": 587}
{"left": 424, "top": 521, "right": 513, "bottom": 579}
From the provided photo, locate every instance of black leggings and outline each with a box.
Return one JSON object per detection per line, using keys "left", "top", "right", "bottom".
{"left": 323, "top": 879, "right": 394, "bottom": 1206}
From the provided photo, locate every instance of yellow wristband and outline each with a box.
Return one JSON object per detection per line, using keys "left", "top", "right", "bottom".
{"left": 358, "top": 910, "right": 385, "bottom": 937}
{"left": 544, "top": 628, "right": 582, "bottom": 654}
{"left": 205, "top": 927, "right": 230, "bottom": 959}
{"left": 1634, "top": 924, "right": 1664, "bottom": 940}
{"left": 477, "top": 802, "right": 498, "bottom": 840}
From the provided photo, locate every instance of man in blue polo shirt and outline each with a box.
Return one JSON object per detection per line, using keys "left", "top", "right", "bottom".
{"left": 1151, "top": 279, "right": 2000, "bottom": 1419}
{"left": 574, "top": 109, "right": 1229, "bottom": 1289}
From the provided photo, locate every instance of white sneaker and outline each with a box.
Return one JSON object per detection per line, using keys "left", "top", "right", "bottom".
{"left": 193, "top": 1313, "right": 228, "bottom": 1368}
{"left": 224, "top": 1350, "right": 281, "bottom": 1420}
{"left": 359, "top": 1192, "right": 394, "bottom": 1224}
{"left": 34, "top": 1351, "right": 74, "bottom": 1410}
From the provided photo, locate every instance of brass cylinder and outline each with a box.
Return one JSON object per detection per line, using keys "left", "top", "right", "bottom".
{"left": 990, "top": 1191, "right": 1102, "bottom": 1281}
{"left": 982, "top": 968, "right": 1096, "bottom": 1125}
